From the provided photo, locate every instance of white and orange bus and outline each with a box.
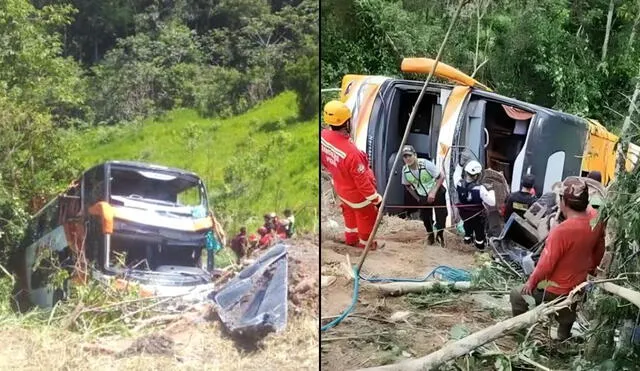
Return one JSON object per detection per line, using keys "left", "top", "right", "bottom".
{"left": 335, "top": 58, "right": 638, "bottom": 224}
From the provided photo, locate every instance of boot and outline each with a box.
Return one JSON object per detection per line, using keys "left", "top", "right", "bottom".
{"left": 427, "top": 233, "right": 435, "bottom": 245}
{"left": 436, "top": 231, "right": 445, "bottom": 248}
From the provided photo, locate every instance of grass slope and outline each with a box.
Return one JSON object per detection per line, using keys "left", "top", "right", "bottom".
{"left": 77, "top": 92, "right": 319, "bottom": 235}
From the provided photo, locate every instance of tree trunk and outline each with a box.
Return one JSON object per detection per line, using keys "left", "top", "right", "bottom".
{"left": 601, "top": 0, "right": 616, "bottom": 63}
{"left": 364, "top": 281, "right": 472, "bottom": 296}
{"left": 615, "top": 71, "right": 640, "bottom": 176}
{"left": 629, "top": 0, "right": 640, "bottom": 48}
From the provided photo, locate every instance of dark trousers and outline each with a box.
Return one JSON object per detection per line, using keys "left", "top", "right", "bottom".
{"left": 461, "top": 212, "right": 486, "bottom": 249}
{"left": 420, "top": 186, "right": 447, "bottom": 238}
{"left": 510, "top": 285, "right": 577, "bottom": 340}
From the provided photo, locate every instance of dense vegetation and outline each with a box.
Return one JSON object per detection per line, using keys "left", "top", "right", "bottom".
{"left": 321, "top": 0, "right": 640, "bottom": 133}
{"left": 0, "top": 0, "right": 318, "bottom": 265}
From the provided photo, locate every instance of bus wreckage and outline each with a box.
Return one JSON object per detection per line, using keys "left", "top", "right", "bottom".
{"left": 10, "top": 161, "right": 288, "bottom": 337}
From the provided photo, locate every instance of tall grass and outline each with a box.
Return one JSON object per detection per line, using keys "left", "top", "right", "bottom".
{"left": 76, "top": 92, "right": 319, "bottom": 236}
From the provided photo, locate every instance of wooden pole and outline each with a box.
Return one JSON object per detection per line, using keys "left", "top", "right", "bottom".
{"left": 355, "top": 0, "right": 470, "bottom": 275}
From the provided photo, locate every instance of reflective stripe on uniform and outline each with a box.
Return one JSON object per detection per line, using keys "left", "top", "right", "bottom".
{"left": 339, "top": 196, "right": 372, "bottom": 209}
{"left": 345, "top": 227, "right": 358, "bottom": 233}
{"left": 321, "top": 137, "right": 347, "bottom": 158}
{"left": 365, "top": 192, "right": 381, "bottom": 201}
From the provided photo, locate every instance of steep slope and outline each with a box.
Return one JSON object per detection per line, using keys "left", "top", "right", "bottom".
{"left": 76, "top": 92, "right": 319, "bottom": 233}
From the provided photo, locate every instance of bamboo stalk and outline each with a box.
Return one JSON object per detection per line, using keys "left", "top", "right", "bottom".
{"left": 363, "top": 281, "right": 473, "bottom": 296}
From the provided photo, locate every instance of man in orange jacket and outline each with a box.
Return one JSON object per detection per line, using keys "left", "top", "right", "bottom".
{"left": 321, "top": 100, "right": 383, "bottom": 250}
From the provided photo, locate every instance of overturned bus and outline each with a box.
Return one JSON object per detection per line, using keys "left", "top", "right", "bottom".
{"left": 337, "top": 58, "right": 639, "bottom": 225}
{"left": 11, "top": 161, "right": 222, "bottom": 310}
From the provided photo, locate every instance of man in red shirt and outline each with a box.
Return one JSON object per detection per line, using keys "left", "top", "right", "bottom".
{"left": 321, "top": 100, "right": 382, "bottom": 249}
{"left": 509, "top": 177, "right": 605, "bottom": 340}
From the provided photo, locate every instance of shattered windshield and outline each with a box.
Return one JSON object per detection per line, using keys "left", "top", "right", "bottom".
{"left": 108, "top": 166, "right": 205, "bottom": 211}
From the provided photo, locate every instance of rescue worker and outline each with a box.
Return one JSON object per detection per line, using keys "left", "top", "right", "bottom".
{"left": 400, "top": 145, "right": 447, "bottom": 247}
{"left": 263, "top": 212, "right": 277, "bottom": 232}
{"left": 510, "top": 177, "right": 605, "bottom": 340}
{"left": 503, "top": 174, "right": 538, "bottom": 222}
{"left": 280, "top": 209, "right": 295, "bottom": 238}
{"left": 455, "top": 160, "right": 496, "bottom": 250}
{"left": 230, "top": 227, "right": 248, "bottom": 264}
{"left": 321, "top": 100, "right": 382, "bottom": 249}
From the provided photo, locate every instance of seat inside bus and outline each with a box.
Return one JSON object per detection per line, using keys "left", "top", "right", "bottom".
{"left": 482, "top": 100, "right": 533, "bottom": 185}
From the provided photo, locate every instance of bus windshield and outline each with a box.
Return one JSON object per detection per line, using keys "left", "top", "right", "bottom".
{"left": 108, "top": 166, "right": 205, "bottom": 210}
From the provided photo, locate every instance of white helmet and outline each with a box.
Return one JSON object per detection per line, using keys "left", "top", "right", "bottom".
{"left": 464, "top": 160, "right": 483, "bottom": 176}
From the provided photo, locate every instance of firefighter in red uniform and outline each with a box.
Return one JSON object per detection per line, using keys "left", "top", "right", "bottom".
{"left": 321, "top": 100, "right": 382, "bottom": 249}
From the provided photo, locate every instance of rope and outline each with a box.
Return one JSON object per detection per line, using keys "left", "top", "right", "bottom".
{"left": 321, "top": 0, "right": 469, "bottom": 333}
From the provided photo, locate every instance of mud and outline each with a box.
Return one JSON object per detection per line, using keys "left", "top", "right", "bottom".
{"left": 116, "top": 334, "right": 175, "bottom": 358}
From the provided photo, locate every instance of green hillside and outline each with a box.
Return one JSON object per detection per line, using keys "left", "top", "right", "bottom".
{"left": 76, "top": 91, "right": 319, "bottom": 236}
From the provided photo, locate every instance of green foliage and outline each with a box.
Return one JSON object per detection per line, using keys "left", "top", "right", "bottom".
{"left": 90, "top": 20, "right": 203, "bottom": 124}
{"left": 449, "top": 323, "right": 470, "bottom": 340}
{"left": 0, "top": 0, "right": 89, "bottom": 126}
{"left": 285, "top": 54, "right": 320, "bottom": 119}
{"left": 194, "top": 66, "right": 250, "bottom": 118}
{"left": 0, "top": 97, "right": 81, "bottom": 266}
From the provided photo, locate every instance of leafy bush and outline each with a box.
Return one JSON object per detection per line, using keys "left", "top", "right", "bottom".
{"left": 90, "top": 21, "right": 203, "bottom": 124}
{"left": 285, "top": 54, "right": 319, "bottom": 119}
{"left": 194, "top": 66, "right": 250, "bottom": 118}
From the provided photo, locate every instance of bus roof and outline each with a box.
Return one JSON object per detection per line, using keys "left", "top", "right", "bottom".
{"left": 84, "top": 161, "right": 201, "bottom": 179}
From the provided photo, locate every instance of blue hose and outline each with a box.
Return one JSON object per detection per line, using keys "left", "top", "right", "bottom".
{"left": 321, "top": 266, "right": 360, "bottom": 331}
{"left": 320, "top": 265, "right": 471, "bottom": 332}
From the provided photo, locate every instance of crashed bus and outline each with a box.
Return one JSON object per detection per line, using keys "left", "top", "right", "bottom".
{"left": 11, "top": 161, "right": 222, "bottom": 310}
{"left": 336, "top": 58, "right": 639, "bottom": 225}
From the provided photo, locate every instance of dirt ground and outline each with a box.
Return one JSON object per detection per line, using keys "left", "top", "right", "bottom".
{"left": 321, "top": 179, "right": 512, "bottom": 370}
{"left": 0, "top": 235, "right": 319, "bottom": 371}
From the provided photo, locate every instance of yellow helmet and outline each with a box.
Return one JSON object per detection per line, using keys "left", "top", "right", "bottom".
{"left": 323, "top": 100, "right": 351, "bottom": 126}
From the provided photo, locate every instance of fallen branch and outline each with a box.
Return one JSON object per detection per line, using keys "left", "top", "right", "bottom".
{"left": 363, "top": 281, "right": 472, "bottom": 296}
{"left": 0, "top": 263, "right": 15, "bottom": 285}
{"left": 355, "top": 282, "right": 586, "bottom": 371}
{"left": 357, "top": 277, "right": 640, "bottom": 371}
{"left": 518, "top": 354, "right": 551, "bottom": 371}
{"left": 599, "top": 282, "right": 640, "bottom": 308}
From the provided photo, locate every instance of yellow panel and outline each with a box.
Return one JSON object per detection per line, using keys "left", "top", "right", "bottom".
{"left": 401, "top": 58, "right": 491, "bottom": 91}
